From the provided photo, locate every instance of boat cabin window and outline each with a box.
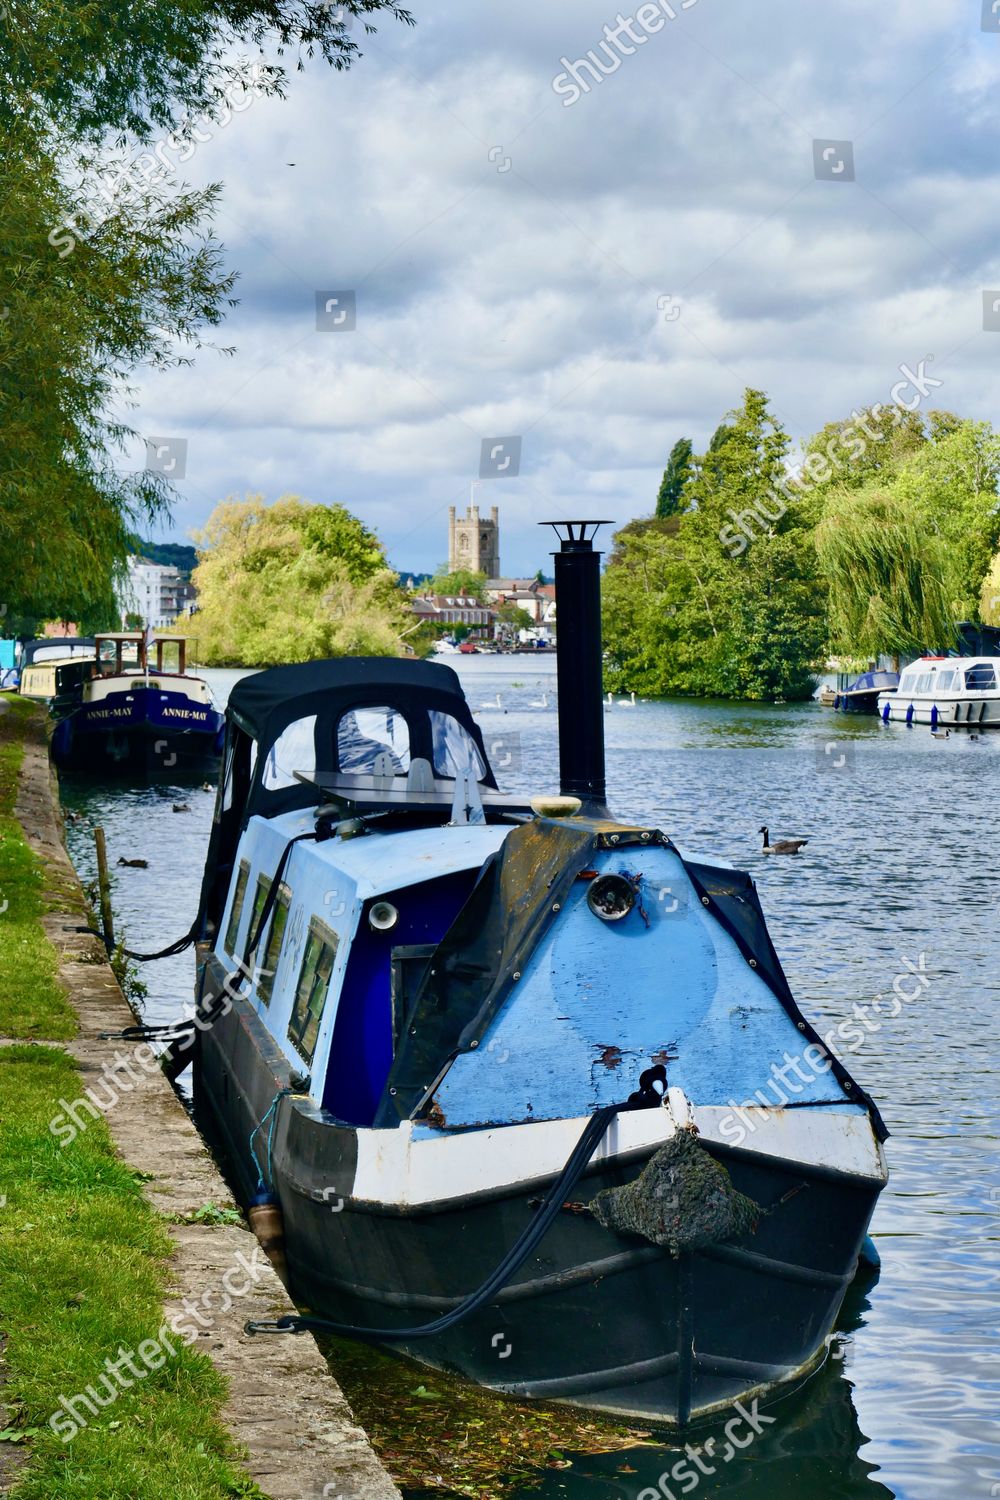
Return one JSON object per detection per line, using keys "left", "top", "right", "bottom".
{"left": 246, "top": 874, "right": 270, "bottom": 962}
{"left": 224, "top": 860, "right": 250, "bottom": 956}
{"left": 257, "top": 883, "right": 291, "bottom": 1007}
{"left": 936, "top": 669, "right": 956, "bottom": 692}
{"left": 966, "top": 663, "right": 997, "bottom": 691}
{"left": 263, "top": 714, "right": 317, "bottom": 790}
{"left": 429, "top": 710, "right": 488, "bottom": 780}
{"left": 337, "top": 708, "right": 410, "bottom": 774}
{"left": 915, "top": 673, "right": 932, "bottom": 694}
{"left": 288, "top": 918, "right": 339, "bottom": 1063}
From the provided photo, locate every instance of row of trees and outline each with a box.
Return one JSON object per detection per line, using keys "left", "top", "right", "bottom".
{"left": 604, "top": 391, "right": 1000, "bottom": 700}
{"left": 1, "top": 1, "right": 411, "bottom": 628}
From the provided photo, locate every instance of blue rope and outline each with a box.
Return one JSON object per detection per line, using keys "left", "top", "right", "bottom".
{"left": 248, "top": 1088, "right": 293, "bottom": 1190}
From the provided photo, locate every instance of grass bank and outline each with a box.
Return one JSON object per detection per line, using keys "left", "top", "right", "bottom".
{"left": 0, "top": 695, "right": 261, "bottom": 1499}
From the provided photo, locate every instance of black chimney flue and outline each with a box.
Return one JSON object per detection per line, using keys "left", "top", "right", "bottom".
{"left": 542, "top": 521, "right": 612, "bottom": 817}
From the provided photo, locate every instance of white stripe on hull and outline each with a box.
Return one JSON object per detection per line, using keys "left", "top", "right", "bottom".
{"left": 346, "top": 1105, "right": 886, "bottom": 1209}
{"left": 879, "top": 694, "right": 1000, "bottom": 725}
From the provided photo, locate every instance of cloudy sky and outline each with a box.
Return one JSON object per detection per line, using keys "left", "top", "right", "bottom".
{"left": 135, "top": 0, "right": 1000, "bottom": 576}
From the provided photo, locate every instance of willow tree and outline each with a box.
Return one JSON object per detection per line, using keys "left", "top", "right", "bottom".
{"left": 813, "top": 417, "right": 1000, "bottom": 661}
{"left": 191, "top": 495, "right": 408, "bottom": 665}
{"left": 605, "top": 390, "right": 825, "bottom": 700}
{"left": 0, "top": 130, "right": 235, "bottom": 621}
{"left": 0, "top": 1, "right": 414, "bottom": 141}
{"left": 814, "top": 488, "right": 954, "bottom": 663}
{"left": 0, "top": 0, "right": 412, "bottom": 625}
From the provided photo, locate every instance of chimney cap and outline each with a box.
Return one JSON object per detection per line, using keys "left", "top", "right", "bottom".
{"left": 540, "top": 520, "right": 611, "bottom": 549}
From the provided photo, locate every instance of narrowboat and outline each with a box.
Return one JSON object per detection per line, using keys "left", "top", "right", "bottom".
{"left": 50, "top": 631, "right": 224, "bottom": 774}
{"left": 188, "top": 523, "right": 888, "bottom": 1428}
{"left": 878, "top": 656, "right": 1000, "bottom": 728}
{"left": 17, "top": 637, "right": 96, "bottom": 701}
{"left": 833, "top": 668, "right": 898, "bottom": 714}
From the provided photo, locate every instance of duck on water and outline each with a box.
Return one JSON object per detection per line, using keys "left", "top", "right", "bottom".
{"left": 179, "top": 521, "right": 887, "bottom": 1429}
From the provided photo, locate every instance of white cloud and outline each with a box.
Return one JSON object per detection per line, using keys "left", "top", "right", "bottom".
{"left": 132, "top": 0, "right": 1000, "bottom": 572}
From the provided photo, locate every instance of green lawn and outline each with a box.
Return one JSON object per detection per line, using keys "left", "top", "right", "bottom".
{"left": 0, "top": 696, "right": 262, "bottom": 1498}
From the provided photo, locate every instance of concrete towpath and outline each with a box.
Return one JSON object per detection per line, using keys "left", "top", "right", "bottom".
{"left": 13, "top": 713, "right": 401, "bottom": 1500}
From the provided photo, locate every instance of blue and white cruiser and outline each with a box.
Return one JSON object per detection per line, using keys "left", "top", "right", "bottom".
{"left": 187, "top": 523, "right": 888, "bottom": 1428}
{"left": 878, "top": 655, "right": 1000, "bottom": 728}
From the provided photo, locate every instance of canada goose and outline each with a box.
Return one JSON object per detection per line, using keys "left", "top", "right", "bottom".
{"left": 759, "top": 826, "right": 808, "bottom": 855}
{"left": 930, "top": 729, "right": 950, "bottom": 740}
{"left": 117, "top": 856, "right": 148, "bottom": 868}
{"left": 172, "top": 802, "right": 191, "bottom": 813}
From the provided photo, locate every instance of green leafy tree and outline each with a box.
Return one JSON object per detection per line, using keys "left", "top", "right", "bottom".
{"left": 656, "top": 437, "right": 693, "bottom": 518}
{"left": 0, "top": 129, "right": 234, "bottom": 622}
{"left": 815, "top": 419, "right": 1000, "bottom": 660}
{"left": 428, "top": 568, "right": 488, "bottom": 602}
{"left": 0, "top": 1, "right": 414, "bottom": 141}
{"left": 604, "top": 390, "right": 824, "bottom": 701}
{"left": 191, "top": 494, "right": 407, "bottom": 664}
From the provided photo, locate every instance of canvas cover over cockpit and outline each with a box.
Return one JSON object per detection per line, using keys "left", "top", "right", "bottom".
{"left": 199, "top": 657, "right": 498, "bottom": 936}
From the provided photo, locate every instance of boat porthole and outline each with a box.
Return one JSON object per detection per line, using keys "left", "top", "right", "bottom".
{"left": 749, "top": 959, "right": 757, "bottom": 968}
{"left": 701, "top": 896, "right": 710, "bottom": 906}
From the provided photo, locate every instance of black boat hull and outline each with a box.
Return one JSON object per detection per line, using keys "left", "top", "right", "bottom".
{"left": 194, "top": 962, "right": 884, "bottom": 1428}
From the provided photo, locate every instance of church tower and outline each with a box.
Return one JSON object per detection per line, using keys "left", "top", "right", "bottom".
{"left": 448, "top": 500, "right": 500, "bottom": 578}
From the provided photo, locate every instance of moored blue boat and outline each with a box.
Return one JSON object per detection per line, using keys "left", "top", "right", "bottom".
{"left": 51, "top": 632, "right": 224, "bottom": 775}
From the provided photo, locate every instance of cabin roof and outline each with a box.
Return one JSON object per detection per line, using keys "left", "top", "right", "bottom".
{"left": 227, "top": 657, "right": 468, "bottom": 744}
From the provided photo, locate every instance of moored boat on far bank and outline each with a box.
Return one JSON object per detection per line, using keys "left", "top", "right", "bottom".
{"left": 878, "top": 656, "right": 1000, "bottom": 728}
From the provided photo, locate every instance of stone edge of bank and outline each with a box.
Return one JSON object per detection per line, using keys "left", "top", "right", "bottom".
{"left": 13, "top": 712, "right": 401, "bottom": 1500}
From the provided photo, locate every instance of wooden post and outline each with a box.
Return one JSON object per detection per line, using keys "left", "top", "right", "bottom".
{"left": 93, "top": 827, "right": 115, "bottom": 953}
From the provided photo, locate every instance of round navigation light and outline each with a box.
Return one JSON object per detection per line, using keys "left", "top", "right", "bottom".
{"left": 586, "top": 874, "right": 635, "bottom": 923}
{"left": 369, "top": 901, "right": 399, "bottom": 932}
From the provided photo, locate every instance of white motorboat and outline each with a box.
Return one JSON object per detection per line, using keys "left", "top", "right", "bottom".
{"left": 877, "top": 656, "right": 1000, "bottom": 728}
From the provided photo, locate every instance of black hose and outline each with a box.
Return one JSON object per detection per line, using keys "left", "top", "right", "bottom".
{"left": 246, "top": 1101, "right": 625, "bottom": 1342}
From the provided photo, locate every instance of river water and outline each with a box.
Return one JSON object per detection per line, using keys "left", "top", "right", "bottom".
{"left": 57, "top": 656, "right": 1000, "bottom": 1500}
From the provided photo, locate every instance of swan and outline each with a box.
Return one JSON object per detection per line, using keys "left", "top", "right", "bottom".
{"left": 618, "top": 691, "right": 637, "bottom": 707}
{"left": 479, "top": 693, "right": 502, "bottom": 710}
{"left": 530, "top": 691, "right": 549, "bottom": 708}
